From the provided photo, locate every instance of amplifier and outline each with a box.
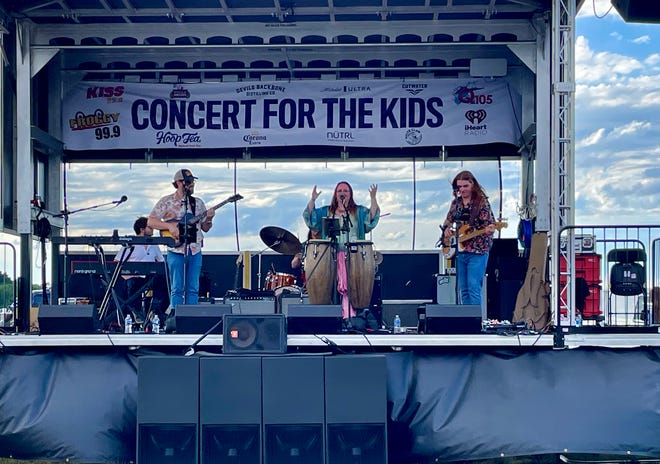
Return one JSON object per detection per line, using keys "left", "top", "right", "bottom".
{"left": 224, "top": 297, "right": 276, "bottom": 315}
{"left": 281, "top": 293, "right": 309, "bottom": 315}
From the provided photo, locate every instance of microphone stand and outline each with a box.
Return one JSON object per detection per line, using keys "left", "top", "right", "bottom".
{"left": 452, "top": 192, "right": 462, "bottom": 304}
{"left": 55, "top": 196, "right": 127, "bottom": 301}
{"left": 181, "top": 187, "right": 194, "bottom": 307}
{"left": 184, "top": 315, "right": 224, "bottom": 356}
{"left": 340, "top": 201, "right": 354, "bottom": 322}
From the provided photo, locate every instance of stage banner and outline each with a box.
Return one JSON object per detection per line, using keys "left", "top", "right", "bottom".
{"left": 62, "top": 78, "right": 521, "bottom": 151}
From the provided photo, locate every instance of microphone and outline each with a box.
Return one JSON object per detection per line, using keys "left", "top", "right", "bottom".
{"left": 339, "top": 194, "right": 346, "bottom": 201}
{"left": 115, "top": 195, "right": 128, "bottom": 204}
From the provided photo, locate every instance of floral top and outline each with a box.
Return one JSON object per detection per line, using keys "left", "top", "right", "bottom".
{"left": 150, "top": 192, "right": 208, "bottom": 255}
{"left": 442, "top": 197, "right": 494, "bottom": 255}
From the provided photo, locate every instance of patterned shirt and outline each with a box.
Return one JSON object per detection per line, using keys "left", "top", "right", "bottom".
{"left": 443, "top": 197, "right": 494, "bottom": 254}
{"left": 150, "top": 192, "right": 208, "bottom": 255}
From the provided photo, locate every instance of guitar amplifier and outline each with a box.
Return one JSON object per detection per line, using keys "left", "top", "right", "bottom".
{"left": 224, "top": 291, "right": 276, "bottom": 315}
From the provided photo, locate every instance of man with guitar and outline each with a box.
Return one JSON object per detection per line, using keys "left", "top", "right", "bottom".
{"left": 440, "top": 171, "right": 497, "bottom": 306}
{"left": 148, "top": 168, "right": 216, "bottom": 310}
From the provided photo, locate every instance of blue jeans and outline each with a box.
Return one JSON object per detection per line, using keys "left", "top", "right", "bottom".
{"left": 456, "top": 252, "right": 489, "bottom": 306}
{"left": 167, "top": 251, "right": 202, "bottom": 308}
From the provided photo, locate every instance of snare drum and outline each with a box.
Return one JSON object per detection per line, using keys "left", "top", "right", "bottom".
{"left": 264, "top": 272, "right": 296, "bottom": 290}
{"left": 303, "top": 239, "right": 335, "bottom": 305}
{"left": 347, "top": 241, "right": 376, "bottom": 309}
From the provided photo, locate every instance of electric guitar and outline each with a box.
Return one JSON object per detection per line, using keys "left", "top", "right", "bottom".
{"left": 442, "top": 221, "right": 507, "bottom": 259}
{"left": 161, "top": 193, "right": 243, "bottom": 246}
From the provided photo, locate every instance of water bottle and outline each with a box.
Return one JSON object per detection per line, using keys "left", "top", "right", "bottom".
{"left": 393, "top": 314, "right": 402, "bottom": 334}
{"left": 124, "top": 314, "right": 133, "bottom": 334}
{"left": 152, "top": 314, "right": 160, "bottom": 334}
{"left": 575, "top": 311, "right": 582, "bottom": 328}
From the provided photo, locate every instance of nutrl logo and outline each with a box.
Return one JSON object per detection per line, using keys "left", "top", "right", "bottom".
{"left": 465, "top": 110, "right": 487, "bottom": 124}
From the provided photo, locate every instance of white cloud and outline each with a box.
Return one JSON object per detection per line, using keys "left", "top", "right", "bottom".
{"left": 577, "top": 128, "right": 605, "bottom": 147}
{"left": 608, "top": 120, "right": 652, "bottom": 138}
{"left": 632, "top": 35, "right": 650, "bottom": 44}
{"left": 576, "top": 36, "right": 645, "bottom": 83}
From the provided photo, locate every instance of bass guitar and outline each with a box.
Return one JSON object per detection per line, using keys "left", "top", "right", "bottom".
{"left": 442, "top": 221, "right": 507, "bottom": 259}
{"left": 161, "top": 193, "right": 243, "bottom": 247}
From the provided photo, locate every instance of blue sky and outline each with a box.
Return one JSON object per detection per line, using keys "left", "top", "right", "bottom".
{"left": 574, "top": 1, "right": 660, "bottom": 224}
{"left": 1, "top": 1, "right": 659, "bottom": 285}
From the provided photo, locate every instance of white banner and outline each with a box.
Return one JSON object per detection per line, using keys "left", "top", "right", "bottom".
{"left": 62, "top": 78, "right": 521, "bottom": 151}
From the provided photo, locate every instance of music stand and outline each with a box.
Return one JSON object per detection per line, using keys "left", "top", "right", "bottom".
{"left": 322, "top": 217, "right": 340, "bottom": 240}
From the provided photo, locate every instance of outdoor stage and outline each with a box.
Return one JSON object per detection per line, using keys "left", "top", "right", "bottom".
{"left": 1, "top": 330, "right": 659, "bottom": 464}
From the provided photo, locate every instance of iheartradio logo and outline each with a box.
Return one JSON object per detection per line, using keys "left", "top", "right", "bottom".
{"left": 465, "top": 109, "right": 487, "bottom": 124}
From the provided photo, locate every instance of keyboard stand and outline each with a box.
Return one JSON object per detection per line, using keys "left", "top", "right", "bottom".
{"left": 98, "top": 245, "right": 134, "bottom": 328}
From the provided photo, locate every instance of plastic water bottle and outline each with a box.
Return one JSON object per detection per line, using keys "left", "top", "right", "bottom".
{"left": 575, "top": 311, "right": 582, "bottom": 328}
{"left": 152, "top": 314, "right": 160, "bottom": 334}
{"left": 393, "top": 314, "right": 402, "bottom": 334}
{"left": 124, "top": 314, "right": 133, "bottom": 334}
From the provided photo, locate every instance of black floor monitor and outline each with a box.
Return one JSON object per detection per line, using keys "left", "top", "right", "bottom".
{"left": 175, "top": 304, "right": 232, "bottom": 334}
{"left": 425, "top": 304, "right": 483, "bottom": 334}
{"left": 285, "top": 304, "right": 343, "bottom": 334}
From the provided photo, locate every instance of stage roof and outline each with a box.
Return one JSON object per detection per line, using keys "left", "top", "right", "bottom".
{"left": 0, "top": 1, "right": 559, "bottom": 162}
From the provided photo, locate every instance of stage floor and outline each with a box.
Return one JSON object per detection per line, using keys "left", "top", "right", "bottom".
{"left": 1, "top": 329, "right": 659, "bottom": 349}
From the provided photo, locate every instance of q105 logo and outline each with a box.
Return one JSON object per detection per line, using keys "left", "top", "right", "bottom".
{"left": 453, "top": 84, "right": 493, "bottom": 105}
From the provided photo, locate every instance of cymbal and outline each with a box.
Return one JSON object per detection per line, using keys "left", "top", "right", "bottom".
{"left": 259, "top": 226, "right": 302, "bottom": 255}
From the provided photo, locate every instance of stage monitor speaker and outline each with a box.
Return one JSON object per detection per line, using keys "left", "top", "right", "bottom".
{"left": 425, "top": 304, "right": 483, "bottom": 334}
{"left": 38, "top": 304, "right": 97, "bottom": 334}
{"left": 284, "top": 304, "right": 343, "bottom": 334}
{"left": 224, "top": 297, "right": 276, "bottom": 315}
{"left": 612, "top": 0, "right": 660, "bottom": 23}
{"left": 137, "top": 356, "right": 199, "bottom": 464}
{"left": 200, "top": 357, "right": 262, "bottom": 464}
{"left": 175, "top": 304, "right": 232, "bottom": 334}
{"left": 222, "top": 314, "right": 287, "bottom": 354}
{"left": 263, "top": 356, "right": 325, "bottom": 464}
{"left": 325, "top": 355, "right": 387, "bottom": 464}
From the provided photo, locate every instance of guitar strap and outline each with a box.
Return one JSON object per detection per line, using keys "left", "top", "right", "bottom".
{"left": 189, "top": 196, "right": 196, "bottom": 215}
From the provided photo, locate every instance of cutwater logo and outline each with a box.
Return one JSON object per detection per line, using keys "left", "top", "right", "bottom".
{"left": 402, "top": 83, "right": 427, "bottom": 96}
{"left": 405, "top": 129, "right": 422, "bottom": 145}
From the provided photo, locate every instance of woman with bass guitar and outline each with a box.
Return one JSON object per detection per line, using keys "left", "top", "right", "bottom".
{"left": 440, "top": 171, "right": 499, "bottom": 306}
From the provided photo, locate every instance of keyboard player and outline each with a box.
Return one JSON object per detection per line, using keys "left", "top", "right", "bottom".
{"left": 114, "top": 217, "right": 167, "bottom": 329}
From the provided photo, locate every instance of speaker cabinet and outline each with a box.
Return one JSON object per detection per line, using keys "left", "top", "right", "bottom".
{"left": 612, "top": 0, "right": 660, "bottom": 23}
{"left": 263, "top": 356, "right": 325, "bottom": 464}
{"left": 325, "top": 355, "right": 387, "bottom": 464}
{"left": 200, "top": 357, "right": 262, "bottom": 464}
{"left": 222, "top": 314, "right": 287, "bottom": 354}
{"left": 175, "top": 304, "right": 232, "bottom": 334}
{"left": 284, "top": 304, "right": 343, "bottom": 334}
{"left": 138, "top": 356, "right": 199, "bottom": 464}
{"left": 38, "top": 304, "right": 98, "bottom": 334}
{"left": 425, "top": 304, "right": 482, "bottom": 334}
{"left": 280, "top": 293, "right": 308, "bottom": 315}
{"left": 224, "top": 297, "right": 276, "bottom": 315}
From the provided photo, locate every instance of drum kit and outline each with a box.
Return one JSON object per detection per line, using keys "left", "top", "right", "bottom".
{"left": 259, "top": 225, "right": 381, "bottom": 310}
